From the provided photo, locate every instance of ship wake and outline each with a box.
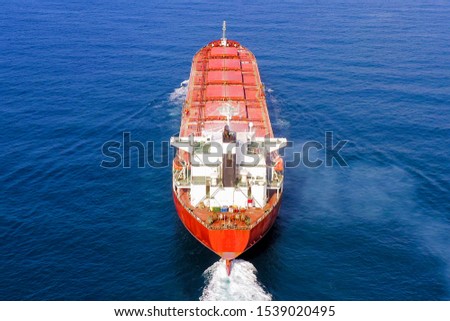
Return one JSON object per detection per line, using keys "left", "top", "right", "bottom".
{"left": 169, "top": 80, "right": 189, "bottom": 105}
{"left": 200, "top": 259, "right": 272, "bottom": 301}
{"left": 265, "top": 86, "right": 291, "bottom": 129}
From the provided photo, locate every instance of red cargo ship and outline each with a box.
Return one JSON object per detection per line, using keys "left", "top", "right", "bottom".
{"left": 171, "top": 22, "right": 286, "bottom": 275}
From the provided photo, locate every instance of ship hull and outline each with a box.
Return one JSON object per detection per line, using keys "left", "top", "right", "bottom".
{"left": 170, "top": 29, "right": 286, "bottom": 271}
{"left": 173, "top": 190, "right": 281, "bottom": 259}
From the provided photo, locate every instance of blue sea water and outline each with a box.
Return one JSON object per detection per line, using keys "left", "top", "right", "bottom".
{"left": 1, "top": 0, "right": 449, "bottom": 300}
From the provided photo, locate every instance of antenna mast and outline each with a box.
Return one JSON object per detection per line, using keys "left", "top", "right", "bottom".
{"left": 221, "top": 20, "right": 227, "bottom": 46}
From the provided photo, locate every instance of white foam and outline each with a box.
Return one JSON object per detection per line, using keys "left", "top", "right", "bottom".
{"left": 265, "top": 87, "right": 291, "bottom": 129}
{"left": 169, "top": 79, "right": 189, "bottom": 105}
{"left": 274, "top": 118, "right": 291, "bottom": 129}
{"left": 200, "top": 259, "right": 272, "bottom": 301}
{"left": 168, "top": 80, "right": 189, "bottom": 118}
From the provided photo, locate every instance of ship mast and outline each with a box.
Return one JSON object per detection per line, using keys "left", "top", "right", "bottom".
{"left": 221, "top": 20, "right": 227, "bottom": 46}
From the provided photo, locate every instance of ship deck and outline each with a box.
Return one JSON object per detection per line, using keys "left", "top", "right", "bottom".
{"left": 180, "top": 39, "right": 274, "bottom": 138}
{"left": 174, "top": 39, "right": 282, "bottom": 230}
{"left": 177, "top": 188, "right": 281, "bottom": 230}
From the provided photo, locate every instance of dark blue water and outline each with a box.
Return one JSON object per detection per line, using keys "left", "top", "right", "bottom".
{"left": 1, "top": 0, "right": 449, "bottom": 300}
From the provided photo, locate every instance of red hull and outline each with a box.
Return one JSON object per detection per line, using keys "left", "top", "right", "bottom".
{"left": 173, "top": 191, "right": 281, "bottom": 259}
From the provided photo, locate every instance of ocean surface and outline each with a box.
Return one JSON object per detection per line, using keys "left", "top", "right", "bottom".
{"left": 1, "top": 0, "right": 449, "bottom": 300}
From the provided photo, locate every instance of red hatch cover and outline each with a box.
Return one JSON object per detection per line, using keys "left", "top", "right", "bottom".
{"left": 210, "top": 47, "right": 238, "bottom": 57}
{"left": 208, "top": 59, "right": 241, "bottom": 70}
{"left": 205, "top": 85, "right": 245, "bottom": 100}
{"left": 207, "top": 70, "right": 243, "bottom": 84}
